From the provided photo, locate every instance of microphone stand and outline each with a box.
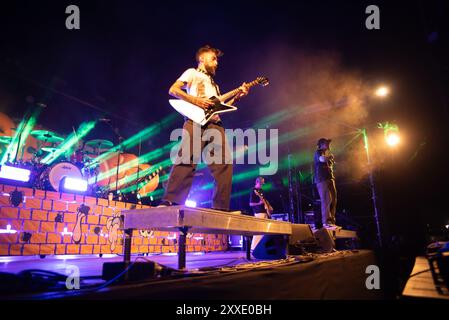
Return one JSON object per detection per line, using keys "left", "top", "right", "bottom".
{"left": 104, "top": 120, "right": 123, "bottom": 199}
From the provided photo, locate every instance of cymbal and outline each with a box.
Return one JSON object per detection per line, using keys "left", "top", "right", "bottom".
{"left": 85, "top": 139, "right": 114, "bottom": 149}
{"left": 0, "top": 136, "right": 12, "bottom": 144}
{"left": 31, "top": 130, "right": 65, "bottom": 143}
{"left": 41, "top": 147, "right": 60, "bottom": 153}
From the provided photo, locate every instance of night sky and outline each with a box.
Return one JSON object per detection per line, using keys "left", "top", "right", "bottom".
{"left": 0, "top": 0, "right": 448, "bottom": 251}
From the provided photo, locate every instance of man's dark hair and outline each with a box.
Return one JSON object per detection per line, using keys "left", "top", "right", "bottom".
{"left": 196, "top": 45, "right": 223, "bottom": 62}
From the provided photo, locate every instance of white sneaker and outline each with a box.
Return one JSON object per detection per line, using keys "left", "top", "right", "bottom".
{"left": 323, "top": 224, "right": 342, "bottom": 230}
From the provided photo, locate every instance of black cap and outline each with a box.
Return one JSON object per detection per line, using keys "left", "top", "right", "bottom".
{"left": 317, "top": 138, "right": 332, "bottom": 146}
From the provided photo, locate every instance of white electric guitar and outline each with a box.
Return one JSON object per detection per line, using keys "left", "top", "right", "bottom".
{"left": 169, "top": 76, "right": 269, "bottom": 125}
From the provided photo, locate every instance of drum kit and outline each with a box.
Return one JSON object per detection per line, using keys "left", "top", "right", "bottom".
{"left": 0, "top": 126, "right": 160, "bottom": 198}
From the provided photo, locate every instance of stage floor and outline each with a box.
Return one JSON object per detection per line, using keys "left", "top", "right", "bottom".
{"left": 0, "top": 250, "right": 382, "bottom": 300}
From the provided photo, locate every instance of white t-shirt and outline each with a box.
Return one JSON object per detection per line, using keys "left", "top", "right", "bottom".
{"left": 178, "top": 68, "right": 221, "bottom": 98}
{"left": 177, "top": 68, "right": 221, "bottom": 123}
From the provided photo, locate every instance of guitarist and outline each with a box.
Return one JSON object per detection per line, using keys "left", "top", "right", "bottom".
{"left": 249, "top": 176, "right": 273, "bottom": 251}
{"left": 159, "top": 45, "right": 248, "bottom": 210}
{"left": 249, "top": 176, "right": 273, "bottom": 219}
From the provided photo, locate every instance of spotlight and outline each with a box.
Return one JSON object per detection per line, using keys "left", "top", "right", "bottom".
{"left": 61, "top": 177, "right": 88, "bottom": 193}
{"left": 185, "top": 200, "right": 197, "bottom": 208}
{"left": 375, "top": 86, "right": 390, "bottom": 98}
{"left": 0, "top": 165, "right": 31, "bottom": 182}
{"left": 386, "top": 132, "right": 400, "bottom": 147}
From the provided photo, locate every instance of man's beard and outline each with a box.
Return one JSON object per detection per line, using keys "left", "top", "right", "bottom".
{"left": 205, "top": 65, "right": 216, "bottom": 76}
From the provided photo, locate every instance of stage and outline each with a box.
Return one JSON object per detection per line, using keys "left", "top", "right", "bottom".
{"left": 0, "top": 249, "right": 382, "bottom": 300}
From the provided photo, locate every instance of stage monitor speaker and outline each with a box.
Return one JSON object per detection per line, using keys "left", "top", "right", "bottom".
{"left": 288, "top": 224, "right": 318, "bottom": 254}
{"left": 289, "top": 224, "right": 314, "bottom": 245}
{"left": 313, "top": 228, "right": 335, "bottom": 253}
{"left": 252, "top": 235, "right": 287, "bottom": 260}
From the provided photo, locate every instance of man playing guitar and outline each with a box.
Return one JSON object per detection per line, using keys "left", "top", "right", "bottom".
{"left": 249, "top": 176, "right": 273, "bottom": 251}
{"left": 159, "top": 45, "right": 249, "bottom": 210}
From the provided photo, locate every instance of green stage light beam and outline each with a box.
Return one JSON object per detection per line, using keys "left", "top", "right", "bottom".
{"left": 88, "top": 113, "right": 178, "bottom": 167}
{"left": 41, "top": 121, "right": 96, "bottom": 164}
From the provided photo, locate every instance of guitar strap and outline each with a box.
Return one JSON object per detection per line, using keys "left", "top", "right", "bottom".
{"left": 197, "top": 68, "right": 220, "bottom": 96}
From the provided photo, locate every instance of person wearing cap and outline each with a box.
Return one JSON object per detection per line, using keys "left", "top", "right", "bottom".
{"left": 314, "top": 138, "right": 340, "bottom": 229}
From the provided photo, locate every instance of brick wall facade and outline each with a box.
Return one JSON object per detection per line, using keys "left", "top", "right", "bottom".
{"left": 0, "top": 184, "right": 228, "bottom": 256}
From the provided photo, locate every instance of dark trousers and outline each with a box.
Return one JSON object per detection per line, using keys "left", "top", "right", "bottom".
{"left": 162, "top": 120, "right": 233, "bottom": 210}
{"left": 316, "top": 179, "right": 337, "bottom": 225}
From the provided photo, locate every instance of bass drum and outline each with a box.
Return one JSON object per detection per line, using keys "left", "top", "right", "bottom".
{"left": 39, "top": 161, "right": 83, "bottom": 191}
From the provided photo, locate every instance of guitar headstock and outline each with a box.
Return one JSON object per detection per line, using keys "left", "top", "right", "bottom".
{"left": 255, "top": 76, "right": 269, "bottom": 87}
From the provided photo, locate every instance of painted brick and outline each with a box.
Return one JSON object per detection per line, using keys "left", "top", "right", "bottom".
{"left": 67, "top": 203, "right": 79, "bottom": 213}
{"left": 40, "top": 244, "right": 55, "bottom": 255}
{"left": 66, "top": 245, "right": 80, "bottom": 254}
{"left": 133, "top": 237, "right": 143, "bottom": 245}
{"left": 63, "top": 213, "right": 77, "bottom": 223}
{"left": 53, "top": 201, "right": 68, "bottom": 211}
{"left": 93, "top": 205, "right": 103, "bottom": 215}
{"left": 81, "top": 225, "right": 88, "bottom": 233}
{"left": 25, "top": 198, "right": 42, "bottom": 209}
{"left": 47, "top": 211, "right": 60, "bottom": 222}
{"left": 0, "top": 234, "right": 18, "bottom": 243}
{"left": 19, "top": 209, "right": 31, "bottom": 219}
{"left": 47, "top": 233, "right": 62, "bottom": 244}
{"left": 0, "top": 244, "right": 9, "bottom": 255}
{"left": 1, "top": 207, "right": 19, "bottom": 219}
{"left": 0, "top": 195, "right": 10, "bottom": 206}
{"left": 3, "top": 185, "right": 17, "bottom": 193}
{"left": 23, "top": 244, "right": 40, "bottom": 255}
{"left": 138, "top": 246, "right": 149, "bottom": 253}
{"left": 131, "top": 246, "right": 139, "bottom": 254}
{"left": 142, "top": 238, "right": 150, "bottom": 245}
{"left": 45, "top": 191, "right": 60, "bottom": 200}
{"left": 56, "top": 223, "right": 66, "bottom": 233}
{"left": 113, "top": 245, "right": 122, "bottom": 254}
{"left": 23, "top": 220, "right": 40, "bottom": 232}
{"left": 56, "top": 245, "right": 66, "bottom": 255}
{"left": 87, "top": 235, "right": 99, "bottom": 244}
{"left": 99, "top": 236, "right": 108, "bottom": 245}
{"left": 101, "top": 245, "right": 112, "bottom": 253}
{"left": 60, "top": 193, "right": 75, "bottom": 201}
{"left": 93, "top": 245, "right": 101, "bottom": 254}
{"left": 100, "top": 216, "right": 108, "bottom": 225}
{"left": 149, "top": 237, "right": 157, "bottom": 245}
{"left": 115, "top": 201, "right": 126, "bottom": 209}
{"left": 0, "top": 219, "right": 8, "bottom": 228}
{"left": 103, "top": 207, "right": 114, "bottom": 216}
{"left": 17, "top": 187, "right": 33, "bottom": 197}
{"left": 75, "top": 195, "right": 84, "bottom": 203}
{"left": 34, "top": 189, "right": 46, "bottom": 199}
{"left": 81, "top": 245, "right": 93, "bottom": 254}
{"left": 87, "top": 215, "right": 100, "bottom": 225}
{"left": 42, "top": 200, "right": 53, "bottom": 210}
{"left": 41, "top": 222, "right": 56, "bottom": 232}
{"left": 30, "top": 233, "right": 47, "bottom": 244}
{"left": 97, "top": 198, "right": 109, "bottom": 206}
{"left": 63, "top": 235, "right": 72, "bottom": 243}
{"left": 84, "top": 196, "right": 97, "bottom": 205}
{"left": 10, "top": 244, "right": 23, "bottom": 255}
{"left": 9, "top": 219, "right": 22, "bottom": 231}
{"left": 32, "top": 209, "right": 47, "bottom": 221}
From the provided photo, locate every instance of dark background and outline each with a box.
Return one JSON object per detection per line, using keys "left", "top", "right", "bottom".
{"left": 0, "top": 1, "right": 448, "bottom": 294}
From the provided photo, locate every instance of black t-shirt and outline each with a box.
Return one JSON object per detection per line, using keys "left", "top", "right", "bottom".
{"left": 249, "top": 187, "right": 266, "bottom": 214}
{"left": 313, "top": 148, "right": 335, "bottom": 183}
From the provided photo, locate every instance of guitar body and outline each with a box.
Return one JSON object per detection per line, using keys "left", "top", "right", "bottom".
{"left": 169, "top": 76, "right": 269, "bottom": 125}
{"left": 254, "top": 189, "right": 273, "bottom": 219}
{"left": 169, "top": 97, "right": 237, "bottom": 126}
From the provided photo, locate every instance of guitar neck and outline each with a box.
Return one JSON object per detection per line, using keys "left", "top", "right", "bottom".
{"left": 219, "top": 79, "right": 260, "bottom": 102}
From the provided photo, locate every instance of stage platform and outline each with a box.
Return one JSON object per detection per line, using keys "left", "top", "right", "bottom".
{"left": 0, "top": 249, "right": 381, "bottom": 300}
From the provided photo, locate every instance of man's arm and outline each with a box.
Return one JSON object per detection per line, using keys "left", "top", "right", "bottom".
{"left": 168, "top": 80, "right": 214, "bottom": 109}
